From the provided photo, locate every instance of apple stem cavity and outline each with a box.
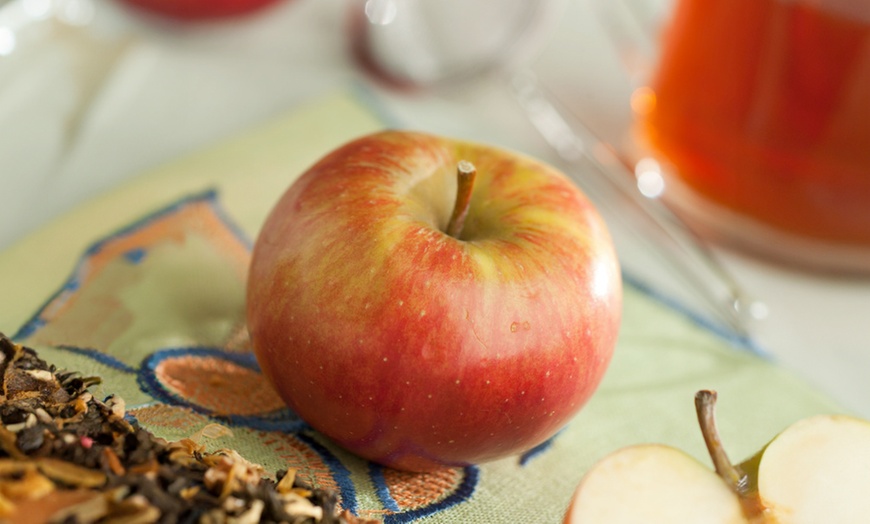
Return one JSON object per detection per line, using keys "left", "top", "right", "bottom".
{"left": 695, "top": 390, "right": 766, "bottom": 520}
{"left": 445, "top": 160, "right": 477, "bottom": 239}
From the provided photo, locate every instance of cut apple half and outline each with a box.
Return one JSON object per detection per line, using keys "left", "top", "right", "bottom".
{"left": 564, "top": 390, "right": 870, "bottom": 523}
{"left": 757, "top": 414, "right": 870, "bottom": 523}
{"left": 564, "top": 444, "right": 746, "bottom": 523}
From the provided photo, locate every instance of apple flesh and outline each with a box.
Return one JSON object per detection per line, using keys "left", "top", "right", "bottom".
{"left": 757, "top": 414, "right": 870, "bottom": 522}
{"left": 246, "top": 130, "right": 622, "bottom": 471}
{"left": 563, "top": 390, "right": 870, "bottom": 523}
{"left": 564, "top": 444, "right": 746, "bottom": 523}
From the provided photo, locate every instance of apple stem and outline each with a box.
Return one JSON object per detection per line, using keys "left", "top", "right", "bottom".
{"left": 445, "top": 160, "right": 477, "bottom": 239}
{"left": 694, "top": 390, "right": 747, "bottom": 493}
{"left": 695, "top": 390, "right": 768, "bottom": 521}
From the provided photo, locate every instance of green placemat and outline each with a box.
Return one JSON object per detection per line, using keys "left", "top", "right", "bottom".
{"left": 0, "top": 91, "right": 845, "bottom": 523}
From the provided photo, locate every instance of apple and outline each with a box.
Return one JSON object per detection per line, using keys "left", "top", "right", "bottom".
{"left": 117, "top": 0, "right": 284, "bottom": 20}
{"left": 563, "top": 444, "right": 747, "bottom": 523}
{"left": 246, "top": 130, "right": 622, "bottom": 471}
{"left": 563, "top": 390, "right": 870, "bottom": 523}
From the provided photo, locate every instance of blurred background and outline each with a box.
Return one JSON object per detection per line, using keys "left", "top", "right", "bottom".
{"left": 1, "top": 0, "right": 869, "bottom": 417}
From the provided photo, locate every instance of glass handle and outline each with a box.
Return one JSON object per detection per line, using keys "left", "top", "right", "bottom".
{"left": 510, "top": 70, "right": 765, "bottom": 338}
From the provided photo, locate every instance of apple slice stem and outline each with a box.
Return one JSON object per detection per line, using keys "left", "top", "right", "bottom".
{"left": 694, "top": 390, "right": 746, "bottom": 492}
{"left": 695, "top": 390, "right": 767, "bottom": 521}
{"left": 445, "top": 160, "right": 477, "bottom": 239}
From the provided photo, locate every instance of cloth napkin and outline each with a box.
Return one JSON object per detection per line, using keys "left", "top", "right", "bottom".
{"left": 0, "top": 91, "right": 845, "bottom": 523}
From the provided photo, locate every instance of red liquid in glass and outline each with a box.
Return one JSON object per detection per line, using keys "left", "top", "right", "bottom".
{"left": 641, "top": 0, "right": 870, "bottom": 246}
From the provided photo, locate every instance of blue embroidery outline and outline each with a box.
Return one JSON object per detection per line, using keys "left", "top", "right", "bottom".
{"left": 138, "top": 346, "right": 307, "bottom": 433}
{"left": 295, "top": 432, "right": 360, "bottom": 516}
{"left": 12, "top": 189, "right": 249, "bottom": 343}
{"left": 367, "top": 463, "right": 479, "bottom": 524}
{"left": 54, "top": 345, "right": 137, "bottom": 374}
{"left": 518, "top": 432, "right": 561, "bottom": 467}
{"left": 369, "top": 462, "right": 401, "bottom": 513}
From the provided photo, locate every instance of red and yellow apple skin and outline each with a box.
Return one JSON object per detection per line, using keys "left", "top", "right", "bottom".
{"left": 117, "top": 0, "right": 283, "bottom": 20}
{"left": 246, "top": 131, "right": 622, "bottom": 471}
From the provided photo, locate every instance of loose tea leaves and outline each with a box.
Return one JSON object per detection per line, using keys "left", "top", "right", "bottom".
{"left": 0, "top": 334, "right": 379, "bottom": 523}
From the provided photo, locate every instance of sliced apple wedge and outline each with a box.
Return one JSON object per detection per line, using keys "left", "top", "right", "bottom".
{"left": 757, "top": 414, "right": 870, "bottom": 523}
{"left": 564, "top": 444, "right": 747, "bottom": 523}
{"left": 565, "top": 390, "right": 870, "bottom": 523}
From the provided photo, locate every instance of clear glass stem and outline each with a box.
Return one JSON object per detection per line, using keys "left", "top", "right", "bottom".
{"left": 510, "top": 70, "right": 763, "bottom": 338}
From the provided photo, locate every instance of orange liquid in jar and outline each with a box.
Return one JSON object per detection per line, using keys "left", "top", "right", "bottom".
{"left": 640, "top": 0, "right": 870, "bottom": 245}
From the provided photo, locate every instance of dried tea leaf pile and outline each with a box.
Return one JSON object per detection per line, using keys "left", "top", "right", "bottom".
{"left": 0, "top": 335, "right": 376, "bottom": 524}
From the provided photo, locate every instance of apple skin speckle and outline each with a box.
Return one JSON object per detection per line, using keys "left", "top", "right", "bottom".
{"left": 247, "top": 130, "right": 622, "bottom": 471}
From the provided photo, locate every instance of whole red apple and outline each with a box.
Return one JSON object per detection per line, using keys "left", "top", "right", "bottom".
{"left": 117, "top": 0, "right": 283, "bottom": 20}
{"left": 246, "top": 130, "right": 622, "bottom": 471}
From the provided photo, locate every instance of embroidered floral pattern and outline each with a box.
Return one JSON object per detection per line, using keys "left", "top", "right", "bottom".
{"left": 12, "top": 191, "right": 503, "bottom": 521}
